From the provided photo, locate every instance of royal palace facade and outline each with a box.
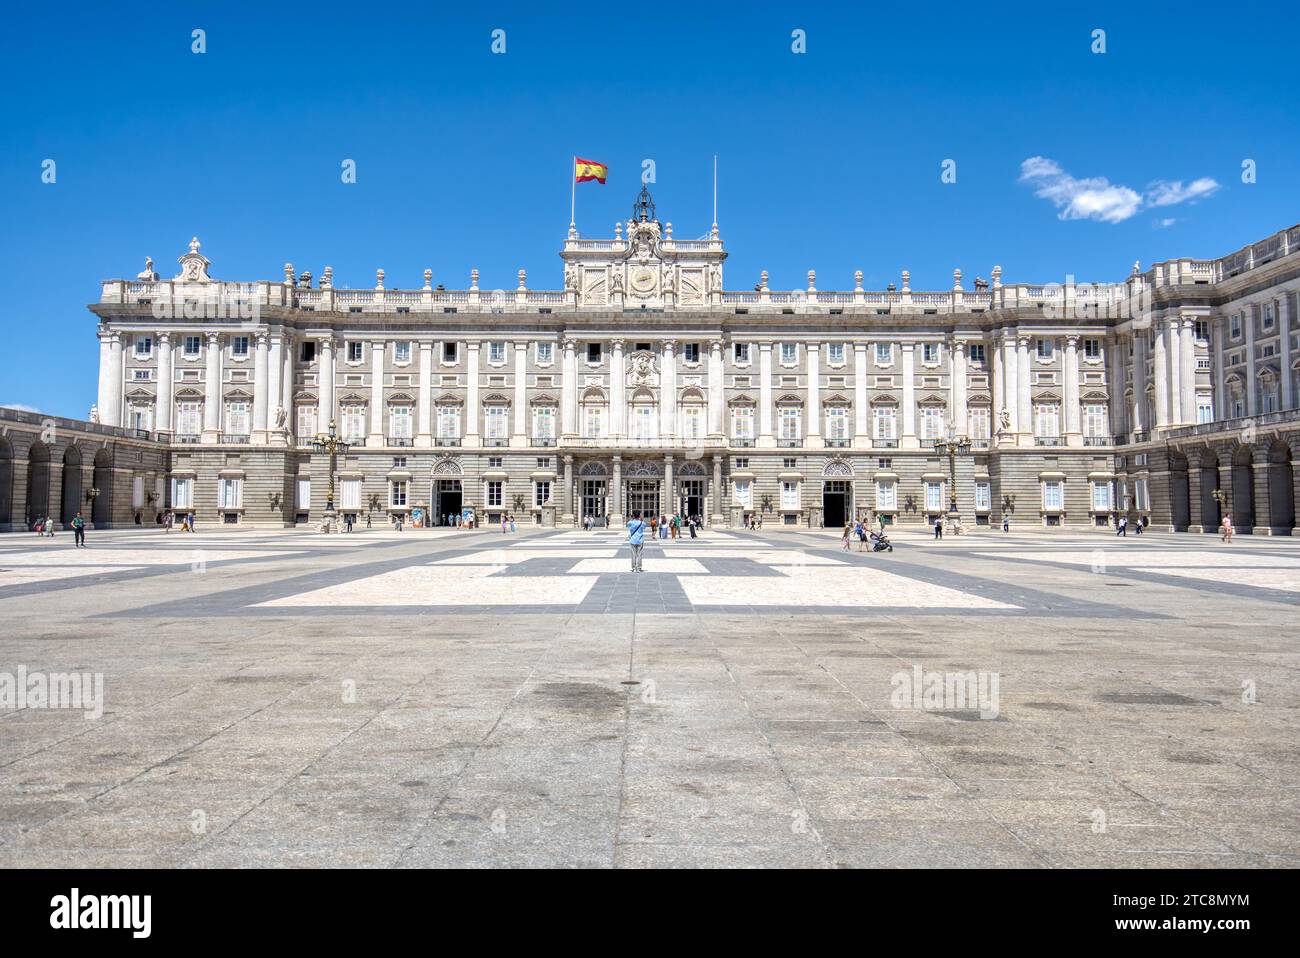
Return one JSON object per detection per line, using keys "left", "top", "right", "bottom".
{"left": 2, "top": 189, "right": 1298, "bottom": 533}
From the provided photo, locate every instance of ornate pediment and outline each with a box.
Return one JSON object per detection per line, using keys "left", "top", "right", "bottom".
{"left": 173, "top": 237, "right": 214, "bottom": 283}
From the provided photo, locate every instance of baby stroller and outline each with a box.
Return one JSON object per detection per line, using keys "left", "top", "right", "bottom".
{"left": 870, "top": 530, "right": 893, "bottom": 553}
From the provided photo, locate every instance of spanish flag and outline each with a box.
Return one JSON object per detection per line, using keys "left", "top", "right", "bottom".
{"left": 575, "top": 158, "right": 608, "bottom": 184}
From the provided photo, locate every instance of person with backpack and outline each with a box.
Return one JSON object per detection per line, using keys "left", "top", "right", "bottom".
{"left": 71, "top": 511, "right": 86, "bottom": 547}
{"left": 627, "top": 511, "right": 647, "bottom": 572}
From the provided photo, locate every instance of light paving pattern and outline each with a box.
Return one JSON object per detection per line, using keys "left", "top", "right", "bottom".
{"left": 0, "top": 526, "right": 1297, "bottom": 869}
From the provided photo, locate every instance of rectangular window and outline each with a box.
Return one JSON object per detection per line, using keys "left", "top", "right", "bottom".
{"left": 225, "top": 402, "right": 249, "bottom": 436}
{"left": 828, "top": 343, "right": 845, "bottom": 365}
{"left": 873, "top": 407, "right": 896, "bottom": 440}
{"left": 534, "top": 481, "right": 551, "bottom": 507}
{"left": 297, "top": 406, "right": 317, "bottom": 440}
{"left": 583, "top": 405, "right": 604, "bottom": 438}
{"left": 131, "top": 406, "right": 153, "bottom": 431}
{"left": 586, "top": 342, "right": 602, "bottom": 364}
{"left": 184, "top": 336, "right": 202, "bottom": 357}
{"left": 232, "top": 336, "right": 250, "bottom": 358}
{"left": 1035, "top": 404, "right": 1060, "bottom": 438}
{"left": 532, "top": 406, "right": 555, "bottom": 439}
{"left": 734, "top": 343, "right": 750, "bottom": 364}
{"left": 489, "top": 342, "right": 506, "bottom": 363}
{"left": 389, "top": 405, "right": 412, "bottom": 439}
{"left": 342, "top": 406, "right": 366, "bottom": 441}
{"left": 1037, "top": 338, "right": 1054, "bottom": 360}
{"left": 780, "top": 343, "right": 797, "bottom": 365}
{"left": 437, "top": 406, "right": 460, "bottom": 438}
{"left": 1194, "top": 320, "right": 1209, "bottom": 343}
{"left": 734, "top": 479, "right": 752, "bottom": 507}
{"left": 177, "top": 402, "right": 201, "bottom": 436}
{"left": 923, "top": 343, "right": 939, "bottom": 364}
{"left": 485, "top": 406, "right": 508, "bottom": 439}
{"left": 218, "top": 477, "right": 243, "bottom": 509}
{"left": 681, "top": 406, "right": 704, "bottom": 440}
{"left": 1042, "top": 480, "right": 1063, "bottom": 511}
{"left": 975, "top": 482, "right": 991, "bottom": 511}
{"left": 781, "top": 480, "right": 799, "bottom": 510}
{"left": 683, "top": 343, "right": 700, "bottom": 364}
{"left": 1083, "top": 404, "right": 1106, "bottom": 438}
{"left": 731, "top": 406, "right": 754, "bottom": 439}
{"left": 343, "top": 341, "right": 361, "bottom": 363}
{"left": 135, "top": 336, "right": 153, "bottom": 358}
{"left": 969, "top": 343, "right": 985, "bottom": 364}
{"left": 1135, "top": 478, "right": 1150, "bottom": 511}
{"left": 1230, "top": 315, "right": 1241, "bottom": 339}
{"left": 875, "top": 480, "right": 896, "bottom": 510}
{"left": 442, "top": 342, "right": 459, "bottom": 363}
{"left": 486, "top": 480, "right": 502, "bottom": 508}
{"left": 171, "top": 477, "right": 193, "bottom": 509}
{"left": 393, "top": 456, "right": 407, "bottom": 468}
{"left": 925, "top": 481, "right": 944, "bottom": 512}
{"left": 300, "top": 340, "right": 317, "bottom": 363}
{"left": 920, "top": 407, "right": 944, "bottom": 441}
{"left": 536, "top": 342, "right": 553, "bottom": 364}
{"left": 390, "top": 481, "right": 408, "bottom": 507}
{"left": 631, "top": 405, "right": 655, "bottom": 439}
{"left": 1082, "top": 339, "right": 1100, "bottom": 360}
{"left": 394, "top": 341, "right": 411, "bottom": 363}
{"left": 826, "top": 407, "right": 848, "bottom": 440}
{"left": 779, "top": 407, "right": 801, "bottom": 440}
{"left": 1263, "top": 304, "right": 1274, "bottom": 329}
{"left": 296, "top": 478, "right": 311, "bottom": 510}
{"left": 1091, "top": 481, "right": 1111, "bottom": 511}
{"left": 875, "top": 343, "right": 893, "bottom": 365}
{"left": 969, "top": 407, "right": 989, "bottom": 440}
{"left": 340, "top": 479, "right": 361, "bottom": 510}
{"left": 1197, "top": 400, "right": 1213, "bottom": 424}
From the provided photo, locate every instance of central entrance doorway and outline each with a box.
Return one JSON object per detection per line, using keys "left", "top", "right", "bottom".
{"left": 581, "top": 479, "right": 608, "bottom": 527}
{"left": 679, "top": 479, "right": 705, "bottom": 521}
{"left": 822, "top": 480, "right": 851, "bottom": 527}
{"left": 626, "top": 479, "right": 661, "bottom": 519}
{"left": 435, "top": 479, "right": 462, "bottom": 525}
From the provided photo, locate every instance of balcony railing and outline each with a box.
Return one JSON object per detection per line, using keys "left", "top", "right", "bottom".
{"left": 435, "top": 437, "right": 461, "bottom": 447}
{"left": 484, "top": 438, "right": 509, "bottom": 447}
{"left": 732, "top": 438, "right": 756, "bottom": 448}
{"left": 874, "top": 438, "right": 899, "bottom": 448}
{"left": 220, "top": 433, "right": 251, "bottom": 444}
{"left": 1082, "top": 435, "right": 1112, "bottom": 447}
{"left": 532, "top": 437, "right": 557, "bottom": 447}
{"left": 971, "top": 439, "right": 991, "bottom": 449}
{"left": 176, "top": 434, "right": 201, "bottom": 444}
{"left": 1035, "top": 436, "right": 1065, "bottom": 447}
{"left": 824, "top": 439, "right": 850, "bottom": 448}
{"left": 388, "top": 436, "right": 414, "bottom": 447}
{"left": 778, "top": 438, "right": 803, "bottom": 448}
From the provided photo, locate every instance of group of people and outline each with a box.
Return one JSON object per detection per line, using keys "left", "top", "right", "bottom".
{"left": 1115, "top": 514, "right": 1150, "bottom": 537}
{"left": 842, "top": 515, "right": 891, "bottom": 552}
{"left": 499, "top": 515, "right": 519, "bottom": 534}
{"left": 742, "top": 515, "right": 763, "bottom": 530}
{"left": 30, "top": 513, "right": 88, "bottom": 546}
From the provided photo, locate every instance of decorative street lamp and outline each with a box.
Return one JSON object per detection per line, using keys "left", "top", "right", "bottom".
{"left": 935, "top": 424, "right": 972, "bottom": 534}
{"left": 310, "top": 419, "right": 350, "bottom": 530}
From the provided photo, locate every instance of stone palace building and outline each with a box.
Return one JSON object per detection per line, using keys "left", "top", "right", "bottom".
{"left": 1, "top": 188, "right": 1297, "bottom": 533}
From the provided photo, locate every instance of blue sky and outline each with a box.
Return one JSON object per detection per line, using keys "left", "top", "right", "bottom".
{"left": 2, "top": 0, "right": 1296, "bottom": 417}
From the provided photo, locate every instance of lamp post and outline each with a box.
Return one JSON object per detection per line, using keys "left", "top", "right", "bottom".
{"left": 935, "top": 425, "right": 972, "bottom": 534}
{"left": 310, "top": 419, "right": 350, "bottom": 531}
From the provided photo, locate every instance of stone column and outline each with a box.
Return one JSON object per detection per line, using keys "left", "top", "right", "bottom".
{"left": 105, "top": 332, "right": 124, "bottom": 427}
{"left": 253, "top": 332, "right": 270, "bottom": 441}
{"left": 1280, "top": 296, "right": 1294, "bottom": 410}
{"left": 758, "top": 343, "right": 774, "bottom": 447}
{"left": 952, "top": 338, "right": 968, "bottom": 436}
{"left": 991, "top": 333, "right": 1005, "bottom": 430}
{"left": 156, "top": 332, "right": 173, "bottom": 432}
{"left": 1064, "top": 335, "right": 1081, "bottom": 445}
{"left": 711, "top": 453, "right": 724, "bottom": 526}
{"left": 512, "top": 340, "right": 529, "bottom": 446}
{"left": 1179, "top": 317, "right": 1197, "bottom": 425}
{"left": 901, "top": 343, "right": 918, "bottom": 448}
{"left": 368, "top": 340, "right": 385, "bottom": 446}
{"left": 708, "top": 339, "right": 725, "bottom": 436}
{"left": 853, "top": 343, "right": 868, "bottom": 447}
{"left": 267, "top": 334, "right": 283, "bottom": 440}
{"left": 660, "top": 340, "right": 677, "bottom": 437}
{"left": 806, "top": 341, "right": 821, "bottom": 446}
{"left": 1107, "top": 336, "right": 1124, "bottom": 439}
{"left": 203, "top": 332, "right": 222, "bottom": 440}
{"left": 610, "top": 455, "right": 623, "bottom": 525}
{"left": 1212, "top": 319, "right": 1226, "bottom": 422}
{"left": 561, "top": 338, "right": 577, "bottom": 437}
{"left": 1015, "top": 335, "right": 1031, "bottom": 444}
{"left": 1167, "top": 318, "right": 1183, "bottom": 426}
{"left": 1253, "top": 460, "right": 1272, "bottom": 535}
{"left": 1187, "top": 463, "right": 1204, "bottom": 533}
{"left": 1132, "top": 331, "right": 1147, "bottom": 436}
{"left": 317, "top": 337, "right": 335, "bottom": 434}
{"left": 417, "top": 341, "right": 433, "bottom": 446}
{"left": 281, "top": 333, "right": 295, "bottom": 442}
{"left": 97, "top": 331, "right": 112, "bottom": 422}
{"left": 561, "top": 454, "right": 575, "bottom": 525}
{"left": 611, "top": 339, "right": 627, "bottom": 436}
{"left": 1152, "top": 322, "right": 1169, "bottom": 429}
{"left": 663, "top": 454, "right": 674, "bottom": 517}
{"left": 465, "top": 342, "right": 481, "bottom": 447}
{"left": 1244, "top": 304, "right": 1258, "bottom": 415}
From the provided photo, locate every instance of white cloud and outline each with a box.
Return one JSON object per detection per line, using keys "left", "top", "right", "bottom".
{"left": 0, "top": 403, "right": 41, "bottom": 413}
{"left": 1019, "top": 157, "right": 1220, "bottom": 225}
{"left": 1145, "top": 177, "right": 1220, "bottom": 207}
{"left": 1155, "top": 218, "right": 1178, "bottom": 229}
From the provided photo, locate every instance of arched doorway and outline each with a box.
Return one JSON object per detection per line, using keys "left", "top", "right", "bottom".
{"left": 1267, "top": 442, "right": 1295, "bottom": 534}
{"left": 677, "top": 461, "right": 707, "bottom": 521}
{"left": 431, "top": 456, "right": 464, "bottom": 526}
{"left": 0, "top": 437, "right": 13, "bottom": 528}
{"left": 25, "top": 442, "right": 51, "bottom": 526}
{"left": 61, "top": 445, "right": 83, "bottom": 525}
{"left": 1199, "top": 450, "right": 1221, "bottom": 534}
{"left": 92, "top": 448, "right": 113, "bottom": 527}
{"left": 821, "top": 460, "right": 854, "bottom": 528}
{"left": 1231, "top": 445, "right": 1255, "bottom": 532}
{"left": 1169, "top": 452, "right": 1190, "bottom": 531}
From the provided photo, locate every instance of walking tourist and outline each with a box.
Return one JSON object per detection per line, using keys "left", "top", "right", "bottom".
{"left": 1002, "top": 514, "right": 1010, "bottom": 533}
{"left": 842, "top": 522, "right": 852, "bottom": 551}
{"left": 1222, "top": 513, "right": 1234, "bottom": 543}
{"left": 1116, "top": 515, "right": 1127, "bottom": 537}
{"left": 933, "top": 516, "right": 943, "bottom": 540}
{"left": 71, "top": 511, "right": 86, "bottom": 547}
{"left": 627, "top": 511, "right": 647, "bottom": 572}
{"left": 688, "top": 516, "right": 697, "bottom": 539}
{"left": 344, "top": 513, "right": 354, "bottom": 533}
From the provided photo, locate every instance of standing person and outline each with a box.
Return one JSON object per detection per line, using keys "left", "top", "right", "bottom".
{"left": 689, "top": 516, "right": 698, "bottom": 539}
{"left": 627, "top": 511, "right": 647, "bottom": 572}
{"left": 509, "top": 515, "right": 517, "bottom": 534}
{"left": 1134, "top": 516, "right": 1143, "bottom": 536}
{"left": 934, "top": 516, "right": 943, "bottom": 540}
{"left": 71, "top": 512, "right": 86, "bottom": 547}
{"left": 842, "top": 522, "right": 852, "bottom": 552}
{"left": 1002, "top": 514, "right": 1010, "bottom": 533}
{"left": 344, "top": 513, "right": 354, "bottom": 533}
{"left": 1222, "top": 513, "right": 1234, "bottom": 543}
{"left": 366, "top": 513, "right": 372, "bottom": 529}
{"left": 164, "top": 510, "right": 173, "bottom": 534}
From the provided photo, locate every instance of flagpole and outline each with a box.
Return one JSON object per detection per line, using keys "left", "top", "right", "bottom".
{"left": 712, "top": 154, "right": 718, "bottom": 233}
{"left": 570, "top": 156, "right": 576, "bottom": 231}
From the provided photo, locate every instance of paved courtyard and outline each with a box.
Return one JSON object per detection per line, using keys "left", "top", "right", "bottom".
{"left": 1, "top": 524, "right": 1297, "bottom": 868}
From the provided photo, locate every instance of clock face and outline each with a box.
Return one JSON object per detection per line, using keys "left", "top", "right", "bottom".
{"left": 631, "top": 267, "right": 656, "bottom": 293}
